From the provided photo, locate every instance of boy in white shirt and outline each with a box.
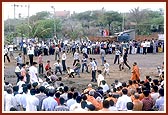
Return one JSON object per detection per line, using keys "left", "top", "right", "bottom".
{"left": 103, "top": 60, "right": 110, "bottom": 77}
{"left": 119, "top": 54, "right": 124, "bottom": 71}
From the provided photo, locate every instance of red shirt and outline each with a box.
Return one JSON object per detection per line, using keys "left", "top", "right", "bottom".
{"left": 55, "top": 98, "right": 60, "bottom": 105}
{"left": 45, "top": 63, "right": 50, "bottom": 71}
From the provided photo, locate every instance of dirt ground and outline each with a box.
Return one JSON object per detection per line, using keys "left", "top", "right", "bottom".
{"left": 3, "top": 51, "right": 164, "bottom": 92}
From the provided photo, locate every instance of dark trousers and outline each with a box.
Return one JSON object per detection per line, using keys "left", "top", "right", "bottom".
{"left": 15, "top": 72, "right": 21, "bottom": 83}
{"left": 143, "top": 47, "right": 147, "bottom": 55}
{"left": 114, "top": 55, "right": 119, "bottom": 64}
{"left": 26, "top": 74, "right": 30, "bottom": 84}
{"left": 119, "top": 63, "right": 124, "bottom": 71}
{"left": 73, "top": 59, "right": 78, "bottom": 66}
{"left": 62, "top": 60, "right": 66, "bottom": 72}
{"left": 4, "top": 54, "right": 10, "bottom": 63}
{"left": 91, "top": 70, "right": 97, "bottom": 82}
{"left": 72, "top": 48, "right": 76, "bottom": 56}
{"left": 68, "top": 72, "right": 74, "bottom": 78}
{"left": 82, "top": 63, "right": 88, "bottom": 73}
{"left": 55, "top": 53, "right": 60, "bottom": 61}
{"left": 123, "top": 59, "right": 130, "bottom": 69}
{"left": 39, "top": 64, "right": 44, "bottom": 74}
{"left": 29, "top": 54, "right": 34, "bottom": 66}
{"left": 55, "top": 67, "right": 62, "bottom": 75}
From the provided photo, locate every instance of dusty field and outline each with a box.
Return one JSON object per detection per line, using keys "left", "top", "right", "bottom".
{"left": 3, "top": 51, "right": 164, "bottom": 92}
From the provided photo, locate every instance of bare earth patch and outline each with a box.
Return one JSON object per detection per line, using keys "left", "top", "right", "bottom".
{"left": 4, "top": 52, "right": 164, "bottom": 92}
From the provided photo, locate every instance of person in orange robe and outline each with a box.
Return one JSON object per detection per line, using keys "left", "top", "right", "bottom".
{"left": 130, "top": 62, "right": 140, "bottom": 81}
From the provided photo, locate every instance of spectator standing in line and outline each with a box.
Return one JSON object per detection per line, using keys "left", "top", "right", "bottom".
{"left": 62, "top": 50, "right": 67, "bottom": 72}
{"left": 114, "top": 48, "right": 121, "bottom": 64}
{"left": 100, "top": 48, "right": 105, "bottom": 66}
{"left": 27, "top": 47, "right": 34, "bottom": 66}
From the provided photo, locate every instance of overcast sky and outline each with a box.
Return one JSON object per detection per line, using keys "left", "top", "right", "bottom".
{"left": 2, "top": 2, "right": 165, "bottom": 20}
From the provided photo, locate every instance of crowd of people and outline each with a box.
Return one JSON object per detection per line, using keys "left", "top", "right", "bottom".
{"left": 3, "top": 38, "right": 164, "bottom": 112}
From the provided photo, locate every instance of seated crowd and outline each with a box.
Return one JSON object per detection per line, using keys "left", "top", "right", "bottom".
{"left": 4, "top": 70, "right": 164, "bottom": 112}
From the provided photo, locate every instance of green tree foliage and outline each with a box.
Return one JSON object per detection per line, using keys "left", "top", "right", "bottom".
{"left": 4, "top": 8, "right": 164, "bottom": 42}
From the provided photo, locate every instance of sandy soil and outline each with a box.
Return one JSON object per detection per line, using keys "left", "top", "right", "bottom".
{"left": 3, "top": 51, "right": 164, "bottom": 92}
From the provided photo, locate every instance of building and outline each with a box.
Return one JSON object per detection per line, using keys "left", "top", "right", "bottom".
{"left": 54, "top": 10, "right": 70, "bottom": 18}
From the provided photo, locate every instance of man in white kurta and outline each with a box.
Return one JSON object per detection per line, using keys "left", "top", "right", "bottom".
{"left": 5, "top": 88, "right": 17, "bottom": 111}
{"left": 29, "top": 62, "right": 39, "bottom": 84}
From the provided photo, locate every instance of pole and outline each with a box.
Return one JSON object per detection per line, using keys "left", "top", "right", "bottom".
{"left": 51, "top": 6, "right": 56, "bottom": 38}
{"left": 28, "top": 4, "right": 30, "bottom": 39}
{"left": 122, "top": 13, "right": 125, "bottom": 31}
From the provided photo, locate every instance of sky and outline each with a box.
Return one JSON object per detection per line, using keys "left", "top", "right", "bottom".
{"left": 2, "top": 2, "right": 166, "bottom": 20}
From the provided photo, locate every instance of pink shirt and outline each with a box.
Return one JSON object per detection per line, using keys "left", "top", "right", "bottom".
{"left": 38, "top": 55, "right": 43, "bottom": 64}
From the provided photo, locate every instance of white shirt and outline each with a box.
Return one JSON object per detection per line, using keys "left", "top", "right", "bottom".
{"left": 120, "top": 57, "right": 124, "bottom": 63}
{"left": 23, "top": 43, "right": 27, "bottom": 48}
{"left": 27, "top": 49, "right": 34, "bottom": 55}
{"left": 15, "top": 66, "right": 21, "bottom": 72}
{"left": 100, "top": 84, "right": 110, "bottom": 93}
{"left": 60, "top": 93, "right": 68, "bottom": 101}
{"left": 55, "top": 47, "right": 59, "bottom": 53}
{"left": 114, "top": 82, "right": 122, "bottom": 88}
{"left": 5, "top": 93, "right": 17, "bottom": 111}
{"left": 54, "top": 62, "right": 62, "bottom": 67}
{"left": 8, "top": 45, "right": 13, "bottom": 51}
{"left": 69, "top": 103, "right": 81, "bottom": 111}
{"left": 17, "top": 81, "right": 25, "bottom": 93}
{"left": 62, "top": 53, "right": 67, "bottom": 60}
{"left": 116, "top": 95, "right": 132, "bottom": 111}
{"left": 74, "top": 52, "right": 79, "bottom": 60}
{"left": 151, "top": 92, "right": 160, "bottom": 104}
{"left": 26, "top": 95, "right": 39, "bottom": 111}
{"left": 90, "top": 61, "right": 97, "bottom": 71}
{"left": 97, "top": 74, "right": 104, "bottom": 87}
{"left": 109, "top": 106, "right": 118, "bottom": 111}
{"left": 4, "top": 47, "right": 8, "bottom": 55}
{"left": 115, "top": 50, "right": 121, "bottom": 55}
{"left": 104, "top": 63, "right": 110, "bottom": 70}
{"left": 20, "top": 93, "right": 28, "bottom": 109}
{"left": 42, "top": 96, "right": 58, "bottom": 111}
{"left": 15, "top": 93, "right": 22, "bottom": 106}
{"left": 29, "top": 66, "right": 38, "bottom": 84}
{"left": 82, "top": 47, "right": 87, "bottom": 54}
{"left": 66, "top": 99, "right": 76, "bottom": 108}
